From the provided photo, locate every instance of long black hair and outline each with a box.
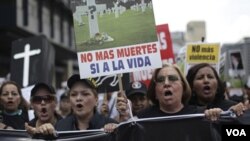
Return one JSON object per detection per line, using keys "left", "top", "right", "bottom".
{"left": 186, "top": 63, "right": 225, "bottom": 107}
{"left": 0, "top": 81, "right": 30, "bottom": 111}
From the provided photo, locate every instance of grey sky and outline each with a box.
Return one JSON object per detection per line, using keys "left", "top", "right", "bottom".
{"left": 152, "top": 0, "right": 250, "bottom": 44}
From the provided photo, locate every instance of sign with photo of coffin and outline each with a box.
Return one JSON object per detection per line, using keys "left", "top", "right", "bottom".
{"left": 11, "top": 35, "right": 55, "bottom": 87}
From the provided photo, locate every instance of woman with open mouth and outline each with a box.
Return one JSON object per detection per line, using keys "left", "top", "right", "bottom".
{"left": 56, "top": 74, "right": 117, "bottom": 131}
{"left": 137, "top": 63, "right": 223, "bottom": 119}
{"left": 115, "top": 63, "right": 228, "bottom": 141}
{"left": 0, "top": 81, "right": 29, "bottom": 129}
{"left": 186, "top": 63, "right": 246, "bottom": 117}
{"left": 26, "top": 74, "right": 118, "bottom": 139}
{"left": 117, "top": 63, "right": 225, "bottom": 120}
{"left": 25, "top": 82, "right": 62, "bottom": 139}
{"left": 186, "top": 62, "right": 250, "bottom": 140}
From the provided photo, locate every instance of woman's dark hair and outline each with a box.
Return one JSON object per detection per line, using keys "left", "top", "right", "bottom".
{"left": 0, "top": 81, "right": 30, "bottom": 111}
{"left": 186, "top": 63, "right": 225, "bottom": 106}
{"left": 147, "top": 63, "right": 191, "bottom": 106}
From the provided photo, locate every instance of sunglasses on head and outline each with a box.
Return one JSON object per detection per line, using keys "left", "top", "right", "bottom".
{"left": 31, "top": 95, "right": 55, "bottom": 104}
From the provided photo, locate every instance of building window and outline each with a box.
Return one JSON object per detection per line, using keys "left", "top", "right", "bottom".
{"left": 60, "top": 9, "right": 64, "bottom": 43}
{"left": 23, "top": 0, "right": 28, "bottom": 26}
{"left": 50, "top": 1, "right": 54, "bottom": 38}
{"left": 68, "top": 18, "right": 72, "bottom": 47}
{"left": 38, "top": 0, "right": 43, "bottom": 32}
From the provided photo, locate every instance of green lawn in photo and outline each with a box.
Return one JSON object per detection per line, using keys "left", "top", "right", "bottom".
{"left": 229, "top": 78, "right": 244, "bottom": 88}
{"left": 73, "top": 7, "right": 157, "bottom": 52}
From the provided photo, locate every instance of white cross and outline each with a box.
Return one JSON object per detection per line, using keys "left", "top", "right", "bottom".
{"left": 13, "top": 44, "right": 41, "bottom": 87}
{"left": 87, "top": 0, "right": 99, "bottom": 37}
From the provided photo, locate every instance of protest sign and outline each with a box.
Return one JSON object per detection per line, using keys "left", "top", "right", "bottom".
{"left": 71, "top": 1, "right": 161, "bottom": 78}
{"left": 11, "top": 35, "right": 55, "bottom": 87}
{"left": 131, "top": 24, "right": 175, "bottom": 87}
{"left": 185, "top": 43, "right": 220, "bottom": 75}
{"left": 94, "top": 73, "right": 130, "bottom": 93}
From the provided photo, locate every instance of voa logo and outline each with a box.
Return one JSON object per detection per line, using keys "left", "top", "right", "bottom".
{"left": 226, "top": 129, "right": 246, "bottom": 136}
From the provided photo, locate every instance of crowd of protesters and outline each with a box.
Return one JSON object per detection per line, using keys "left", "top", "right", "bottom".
{"left": 0, "top": 62, "right": 249, "bottom": 140}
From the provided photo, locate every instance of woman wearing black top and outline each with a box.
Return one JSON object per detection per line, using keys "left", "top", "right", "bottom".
{"left": 0, "top": 81, "right": 29, "bottom": 129}
{"left": 25, "top": 74, "right": 117, "bottom": 138}
{"left": 115, "top": 64, "right": 225, "bottom": 141}
{"left": 55, "top": 74, "right": 117, "bottom": 131}
{"left": 26, "top": 83, "right": 62, "bottom": 129}
{"left": 186, "top": 63, "right": 245, "bottom": 115}
{"left": 117, "top": 64, "right": 223, "bottom": 120}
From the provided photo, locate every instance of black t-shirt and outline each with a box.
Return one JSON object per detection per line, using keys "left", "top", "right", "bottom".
{"left": 55, "top": 112, "right": 118, "bottom": 131}
{"left": 118, "top": 105, "right": 220, "bottom": 141}
{"left": 137, "top": 105, "right": 204, "bottom": 118}
{"left": 206, "top": 99, "right": 237, "bottom": 111}
{"left": 0, "top": 109, "right": 29, "bottom": 129}
{"left": 54, "top": 112, "right": 117, "bottom": 141}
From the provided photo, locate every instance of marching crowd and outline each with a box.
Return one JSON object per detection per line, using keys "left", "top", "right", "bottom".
{"left": 0, "top": 63, "right": 249, "bottom": 140}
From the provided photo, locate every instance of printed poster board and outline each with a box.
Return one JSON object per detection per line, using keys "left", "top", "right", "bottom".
{"left": 71, "top": 0, "right": 161, "bottom": 78}
{"left": 227, "top": 50, "right": 246, "bottom": 88}
{"left": 185, "top": 43, "right": 220, "bottom": 75}
{"left": 131, "top": 24, "right": 175, "bottom": 87}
